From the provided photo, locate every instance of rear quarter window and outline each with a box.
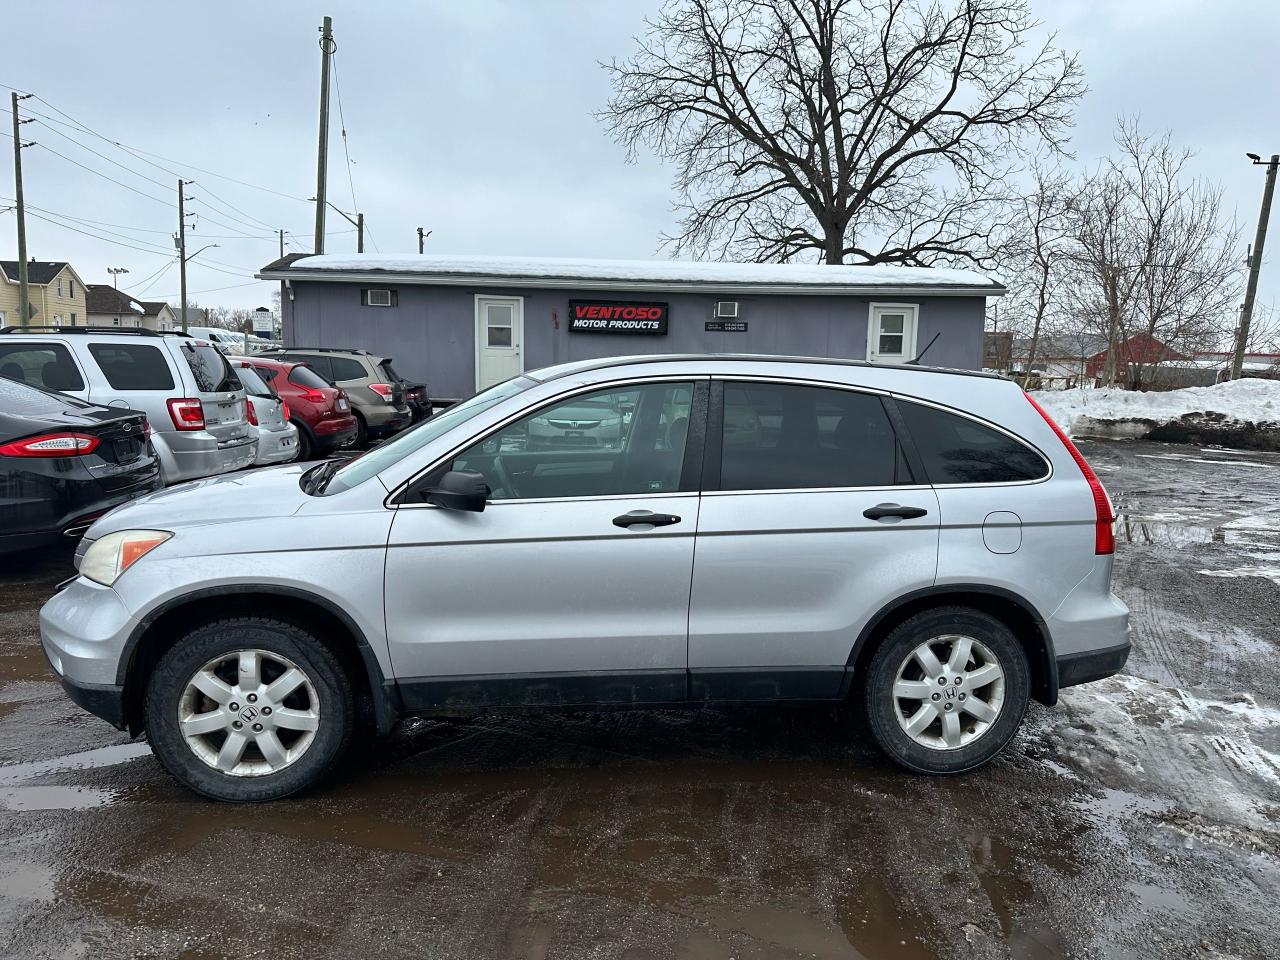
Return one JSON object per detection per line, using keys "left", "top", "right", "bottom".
{"left": 87, "top": 343, "right": 175, "bottom": 390}
{"left": 288, "top": 365, "right": 330, "bottom": 390}
{"left": 0, "top": 343, "right": 85, "bottom": 392}
{"left": 898, "top": 400, "right": 1048, "bottom": 484}
{"left": 329, "top": 356, "right": 367, "bottom": 382}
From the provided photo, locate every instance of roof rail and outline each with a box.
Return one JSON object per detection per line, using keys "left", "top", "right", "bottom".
{"left": 261, "top": 346, "right": 371, "bottom": 355}
{"left": 0, "top": 324, "right": 177, "bottom": 336}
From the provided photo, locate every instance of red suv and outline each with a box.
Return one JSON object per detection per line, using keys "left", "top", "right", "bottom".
{"left": 232, "top": 357, "right": 357, "bottom": 459}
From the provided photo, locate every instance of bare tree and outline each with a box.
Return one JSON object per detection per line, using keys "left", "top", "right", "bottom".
{"left": 1070, "top": 120, "right": 1241, "bottom": 388}
{"left": 601, "top": 0, "right": 1084, "bottom": 265}
{"left": 994, "top": 162, "right": 1075, "bottom": 383}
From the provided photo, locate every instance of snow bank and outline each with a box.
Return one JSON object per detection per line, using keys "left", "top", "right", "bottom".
{"left": 1033, "top": 378, "right": 1280, "bottom": 437}
{"left": 271, "top": 253, "right": 1000, "bottom": 291}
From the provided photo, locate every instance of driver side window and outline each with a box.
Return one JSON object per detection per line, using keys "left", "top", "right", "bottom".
{"left": 450, "top": 381, "right": 695, "bottom": 501}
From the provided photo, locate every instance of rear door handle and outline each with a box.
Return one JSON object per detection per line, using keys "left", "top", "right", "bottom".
{"left": 863, "top": 503, "right": 928, "bottom": 521}
{"left": 613, "top": 510, "right": 682, "bottom": 528}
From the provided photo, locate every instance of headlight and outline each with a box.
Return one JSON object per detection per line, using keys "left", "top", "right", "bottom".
{"left": 80, "top": 530, "right": 172, "bottom": 586}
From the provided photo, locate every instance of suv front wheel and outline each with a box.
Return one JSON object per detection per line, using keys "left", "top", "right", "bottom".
{"left": 145, "top": 617, "right": 354, "bottom": 801}
{"left": 864, "top": 606, "right": 1030, "bottom": 774}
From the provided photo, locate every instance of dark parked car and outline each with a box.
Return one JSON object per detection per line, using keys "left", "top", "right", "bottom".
{"left": 0, "top": 376, "right": 161, "bottom": 553}
{"left": 230, "top": 357, "right": 357, "bottom": 460}
{"left": 403, "top": 382, "right": 433, "bottom": 424}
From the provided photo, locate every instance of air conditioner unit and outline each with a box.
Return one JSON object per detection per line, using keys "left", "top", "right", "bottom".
{"left": 715, "top": 301, "right": 739, "bottom": 318}
{"left": 367, "top": 289, "right": 392, "bottom": 307}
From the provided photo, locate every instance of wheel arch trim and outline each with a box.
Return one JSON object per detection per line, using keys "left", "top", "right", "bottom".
{"left": 843, "top": 583, "right": 1059, "bottom": 706}
{"left": 117, "top": 583, "right": 399, "bottom": 734}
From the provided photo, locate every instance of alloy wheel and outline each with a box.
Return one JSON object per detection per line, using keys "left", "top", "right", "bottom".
{"left": 177, "top": 649, "right": 321, "bottom": 777}
{"left": 891, "top": 634, "right": 1006, "bottom": 751}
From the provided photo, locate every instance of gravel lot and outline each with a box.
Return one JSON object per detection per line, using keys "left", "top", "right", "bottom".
{"left": 1, "top": 439, "right": 1276, "bottom": 960}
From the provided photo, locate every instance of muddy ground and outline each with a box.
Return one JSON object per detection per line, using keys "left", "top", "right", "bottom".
{"left": 0, "top": 439, "right": 1277, "bottom": 960}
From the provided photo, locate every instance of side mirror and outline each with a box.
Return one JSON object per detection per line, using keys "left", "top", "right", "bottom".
{"left": 423, "top": 470, "right": 489, "bottom": 512}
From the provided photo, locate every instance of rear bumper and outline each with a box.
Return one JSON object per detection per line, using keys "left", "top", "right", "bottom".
{"left": 1057, "top": 641, "right": 1131, "bottom": 689}
{"left": 361, "top": 403, "right": 412, "bottom": 436}
{"left": 253, "top": 424, "right": 299, "bottom": 465}
{"left": 157, "top": 434, "right": 257, "bottom": 483}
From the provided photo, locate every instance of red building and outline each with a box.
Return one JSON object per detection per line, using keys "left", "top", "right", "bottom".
{"left": 1085, "top": 333, "right": 1186, "bottom": 381}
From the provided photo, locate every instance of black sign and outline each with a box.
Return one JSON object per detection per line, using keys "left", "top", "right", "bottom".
{"left": 706, "top": 320, "right": 748, "bottom": 332}
{"left": 568, "top": 300, "right": 668, "bottom": 335}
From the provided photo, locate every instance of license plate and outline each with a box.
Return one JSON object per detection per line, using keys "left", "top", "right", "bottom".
{"left": 337, "top": 399, "right": 349, "bottom": 411}
{"left": 565, "top": 430, "right": 584, "bottom": 438}
{"left": 113, "top": 439, "right": 138, "bottom": 461}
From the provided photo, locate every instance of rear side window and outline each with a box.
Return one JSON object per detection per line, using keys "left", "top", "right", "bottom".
{"left": 0, "top": 343, "right": 85, "bottom": 392}
{"left": 182, "top": 343, "right": 240, "bottom": 393}
{"left": 288, "top": 365, "right": 330, "bottom": 390}
{"left": 253, "top": 365, "right": 278, "bottom": 383}
{"left": 379, "top": 360, "right": 401, "bottom": 382}
{"left": 287, "top": 354, "right": 333, "bottom": 381}
{"left": 329, "top": 356, "right": 367, "bottom": 381}
{"left": 87, "top": 343, "right": 175, "bottom": 390}
{"left": 719, "top": 382, "right": 904, "bottom": 490}
{"left": 898, "top": 400, "right": 1048, "bottom": 484}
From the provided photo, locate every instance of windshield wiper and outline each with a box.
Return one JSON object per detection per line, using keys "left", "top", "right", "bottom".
{"left": 302, "top": 459, "right": 341, "bottom": 495}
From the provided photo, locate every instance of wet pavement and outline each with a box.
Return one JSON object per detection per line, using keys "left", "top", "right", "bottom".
{"left": 0, "top": 439, "right": 1277, "bottom": 960}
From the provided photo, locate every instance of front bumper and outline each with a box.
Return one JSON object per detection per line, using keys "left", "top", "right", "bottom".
{"left": 59, "top": 676, "right": 127, "bottom": 730}
{"left": 40, "top": 577, "right": 137, "bottom": 688}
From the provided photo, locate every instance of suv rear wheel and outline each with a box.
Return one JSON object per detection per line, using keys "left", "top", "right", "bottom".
{"left": 145, "top": 617, "right": 353, "bottom": 801}
{"left": 864, "top": 606, "right": 1029, "bottom": 774}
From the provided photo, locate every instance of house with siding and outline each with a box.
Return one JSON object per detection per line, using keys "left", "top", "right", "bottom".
{"left": 258, "top": 253, "right": 1006, "bottom": 401}
{"left": 86, "top": 285, "right": 178, "bottom": 331}
{"left": 0, "top": 260, "right": 88, "bottom": 328}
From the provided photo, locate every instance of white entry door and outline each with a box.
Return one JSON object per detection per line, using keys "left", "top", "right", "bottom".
{"left": 475, "top": 296, "right": 524, "bottom": 391}
{"left": 867, "top": 304, "right": 918, "bottom": 364}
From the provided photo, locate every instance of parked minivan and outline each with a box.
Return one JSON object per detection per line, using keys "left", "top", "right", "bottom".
{"left": 40, "top": 355, "right": 1129, "bottom": 801}
{"left": 0, "top": 327, "right": 254, "bottom": 484}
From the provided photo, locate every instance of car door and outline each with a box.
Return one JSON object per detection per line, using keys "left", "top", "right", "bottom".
{"left": 384, "top": 378, "right": 707, "bottom": 710}
{"left": 688, "top": 379, "right": 940, "bottom": 700}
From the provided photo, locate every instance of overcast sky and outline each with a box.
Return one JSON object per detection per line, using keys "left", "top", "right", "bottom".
{"left": 2, "top": 1, "right": 1277, "bottom": 313}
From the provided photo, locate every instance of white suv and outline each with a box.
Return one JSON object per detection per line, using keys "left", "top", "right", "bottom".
{"left": 0, "top": 326, "right": 255, "bottom": 484}
{"left": 40, "top": 354, "right": 1130, "bottom": 801}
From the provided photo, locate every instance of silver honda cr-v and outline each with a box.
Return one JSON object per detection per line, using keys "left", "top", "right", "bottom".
{"left": 40, "top": 355, "right": 1130, "bottom": 801}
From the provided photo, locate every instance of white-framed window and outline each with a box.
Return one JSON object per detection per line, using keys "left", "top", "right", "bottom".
{"left": 70, "top": 313, "right": 77, "bottom": 325}
{"left": 69, "top": 279, "right": 75, "bottom": 298}
{"left": 112, "top": 317, "right": 121, "bottom": 326}
{"left": 56, "top": 279, "right": 63, "bottom": 297}
{"left": 364, "top": 288, "right": 394, "bottom": 307}
{"left": 867, "top": 303, "right": 918, "bottom": 364}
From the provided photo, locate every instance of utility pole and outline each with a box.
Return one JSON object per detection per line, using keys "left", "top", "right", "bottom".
{"left": 418, "top": 227, "right": 430, "bottom": 254}
{"left": 313, "top": 15, "right": 334, "bottom": 254}
{"left": 177, "top": 179, "right": 191, "bottom": 332}
{"left": 1232, "top": 153, "right": 1278, "bottom": 379}
{"left": 357, "top": 212, "right": 364, "bottom": 253}
{"left": 107, "top": 267, "right": 129, "bottom": 289}
{"left": 279, "top": 229, "right": 284, "bottom": 259}
{"left": 11, "top": 91, "right": 34, "bottom": 327}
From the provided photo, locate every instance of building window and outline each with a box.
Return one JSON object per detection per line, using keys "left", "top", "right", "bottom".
{"left": 867, "top": 304, "right": 919, "bottom": 364}
{"left": 69, "top": 279, "right": 75, "bottom": 298}
{"left": 70, "top": 313, "right": 77, "bottom": 325}
{"left": 112, "top": 317, "right": 121, "bottom": 326}
{"left": 361, "top": 288, "right": 396, "bottom": 307}
{"left": 56, "top": 279, "right": 63, "bottom": 297}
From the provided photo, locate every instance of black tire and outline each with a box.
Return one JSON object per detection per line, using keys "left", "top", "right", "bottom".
{"left": 863, "top": 606, "right": 1029, "bottom": 775}
{"left": 293, "top": 421, "right": 314, "bottom": 460}
{"left": 144, "top": 617, "right": 354, "bottom": 802}
{"left": 351, "top": 411, "right": 368, "bottom": 448}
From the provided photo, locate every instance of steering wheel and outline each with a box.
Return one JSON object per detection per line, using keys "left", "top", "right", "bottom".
{"left": 489, "top": 455, "right": 517, "bottom": 499}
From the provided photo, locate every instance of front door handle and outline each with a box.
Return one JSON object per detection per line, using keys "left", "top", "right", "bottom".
{"left": 613, "top": 510, "right": 682, "bottom": 528}
{"left": 863, "top": 503, "right": 929, "bottom": 521}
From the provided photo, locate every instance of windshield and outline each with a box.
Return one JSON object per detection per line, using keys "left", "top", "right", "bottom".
{"left": 235, "top": 364, "right": 274, "bottom": 398}
{"left": 320, "top": 376, "right": 536, "bottom": 495}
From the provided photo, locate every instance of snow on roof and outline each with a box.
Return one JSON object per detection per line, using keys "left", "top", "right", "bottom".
{"left": 259, "top": 253, "right": 1003, "bottom": 296}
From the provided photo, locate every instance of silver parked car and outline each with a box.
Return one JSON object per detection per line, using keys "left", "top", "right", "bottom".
{"left": 40, "top": 355, "right": 1130, "bottom": 801}
{"left": 0, "top": 327, "right": 255, "bottom": 485}
{"left": 229, "top": 360, "right": 298, "bottom": 466}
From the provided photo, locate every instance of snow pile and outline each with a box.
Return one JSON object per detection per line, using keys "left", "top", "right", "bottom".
{"left": 271, "top": 253, "right": 1000, "bottom": 291}
{"left": 1033, "top": 378, "right": 1280, "bottom": 436}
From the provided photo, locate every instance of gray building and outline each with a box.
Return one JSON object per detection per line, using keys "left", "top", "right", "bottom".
{"left": 257, "top": 254, "right": 1006, "bottom": 401}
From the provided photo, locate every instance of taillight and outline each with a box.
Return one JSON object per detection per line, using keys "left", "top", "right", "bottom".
{"left": 302, "top": 388, "right": 327, "bottom": 404}
{"left": 245, "top": 398, "right": 259, "bottom": 426}
{"left": 1024, "top": 392, "right": 1114, "bottom": 555}
{"left": 0, "top": 432, "right": 101, "bottom": 458}
{"left": 281, "top": 400, "right": 290, "bottom": 421}
{"left": 167, "top": 397, "right": 205, "bottom": 431}
{"left": 142, "top": 418, "right": 152, "bottom": 439}
{"left": 369, "top": 383, "right": 394, "bottom": 402}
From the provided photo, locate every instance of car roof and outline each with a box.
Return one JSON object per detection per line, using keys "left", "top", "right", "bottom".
{"left": 527, "top": 353, "right": 1007, "bottom": 384}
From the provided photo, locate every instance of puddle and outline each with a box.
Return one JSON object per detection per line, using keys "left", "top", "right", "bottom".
{"left": 0, "top": 650, "right": 56, "bottom": 685}
{"left": 0, "top": 785, "right": 121, "bottom": 811}
{"left": 0, "top": 742, "right": 153, "bottom": 786}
